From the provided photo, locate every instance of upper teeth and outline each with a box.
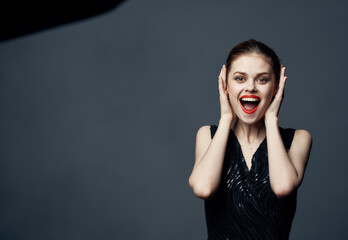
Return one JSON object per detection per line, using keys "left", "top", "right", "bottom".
{"left": 241, "top": 98, "right": 259, "bottom": 102}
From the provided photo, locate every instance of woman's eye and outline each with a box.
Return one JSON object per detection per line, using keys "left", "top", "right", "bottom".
{"left": 257, "top": 78, "right": 269, "bottom": 83}
{"left": 234, "top": 77, "right": 244, "bottom": 81}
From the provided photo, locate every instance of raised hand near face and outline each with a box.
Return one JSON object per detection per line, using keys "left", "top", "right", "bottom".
{"left": 265, "top": 65, "right": 287, "bottom": 121}
{"left": 218, "top": 65, "right": 234, "bottom": 122}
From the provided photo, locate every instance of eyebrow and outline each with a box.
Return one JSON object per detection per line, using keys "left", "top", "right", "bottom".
{"left": 233, "top": 71, "right": 271, "bottom": 77}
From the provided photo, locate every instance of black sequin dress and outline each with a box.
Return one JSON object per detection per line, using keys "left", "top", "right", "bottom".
{"left": 205, "top": 125, "right": 296, "bottom": 240}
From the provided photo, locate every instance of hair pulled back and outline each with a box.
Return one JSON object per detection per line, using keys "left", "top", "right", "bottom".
{"left": 225, "top": 39, "right": 281, "bottom": 83}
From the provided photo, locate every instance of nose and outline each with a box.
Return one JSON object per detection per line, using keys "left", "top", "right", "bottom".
{"left": 245, "top": 79, "right": 257, "bottom": 92}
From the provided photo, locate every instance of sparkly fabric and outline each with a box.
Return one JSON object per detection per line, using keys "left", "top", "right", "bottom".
{"left": 205, "top": 125, "right": 296, "bottom": 240}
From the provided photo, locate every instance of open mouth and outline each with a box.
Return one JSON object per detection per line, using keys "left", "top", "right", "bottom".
{"left": 239, "top": 95, "right": 261, "bottom": 114}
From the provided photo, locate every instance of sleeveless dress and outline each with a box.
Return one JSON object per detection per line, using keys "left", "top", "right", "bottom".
{"left": 205, "top": 125, "right": 296, "bottom": 240}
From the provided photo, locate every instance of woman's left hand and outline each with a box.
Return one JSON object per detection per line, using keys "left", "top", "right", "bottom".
{"left": 264, "top": 65, "right": 287, "bottom": 121}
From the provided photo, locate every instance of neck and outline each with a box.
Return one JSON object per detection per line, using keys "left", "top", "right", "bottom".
{"left": 232, "top": 118, "right": 266, "bottom": 144}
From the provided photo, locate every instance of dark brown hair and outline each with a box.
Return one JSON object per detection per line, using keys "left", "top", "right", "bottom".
{"left": 225, "top": 39, "right": 281, "bottom": 84}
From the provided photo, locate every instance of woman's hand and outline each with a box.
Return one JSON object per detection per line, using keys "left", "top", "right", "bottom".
{"left": 218, "top": 65, "right": 234, "bottom": 122}
{"left": 265, "top": 65, "right": 287, "bottom": 122}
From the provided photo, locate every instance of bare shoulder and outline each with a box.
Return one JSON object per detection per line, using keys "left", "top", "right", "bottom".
{"left": 195, "top": 125, "right": 213, "bottom": 164}
{"left": 293, "top": 129, "right": 312, "bottom": 146}
{"left": 196, "top": 125, "right": 211, "bottom": 139}
{"left": 286, "top": 129, "right": 313, "bottom": 186}
{"left": 288, "top": 129, "right": 313, "bottom": 164}
{"left": 196, "top": 125, "right": 212, "bottom": 147}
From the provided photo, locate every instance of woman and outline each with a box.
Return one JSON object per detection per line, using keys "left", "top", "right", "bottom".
{"left": 189, "top": 39, "right": 312, "bottom": 240}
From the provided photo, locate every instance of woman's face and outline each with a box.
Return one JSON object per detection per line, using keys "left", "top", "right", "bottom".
{"left": 226, "top": 53, "right": 278, "bottom": 124}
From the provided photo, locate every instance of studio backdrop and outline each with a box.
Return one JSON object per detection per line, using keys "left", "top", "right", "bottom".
{"left": 1, "top": 0, "right": 347, "bottom": 239}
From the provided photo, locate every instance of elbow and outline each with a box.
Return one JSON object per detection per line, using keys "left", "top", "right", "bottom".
{"left": 192, "top": 186, "right": 214, "bottom": 200}
{"left": 272, "top": 183, "right": 296, "bottom": 199}
{"left": 188, "top": 177, "right": 215, "bottom": 200}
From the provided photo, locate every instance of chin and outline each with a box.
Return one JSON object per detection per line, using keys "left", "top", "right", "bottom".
{"left": 235, "top": 109, "right": 266, "bottom": 125}
{"left": 237, "top": 116, "right": 263, "bottom": 125}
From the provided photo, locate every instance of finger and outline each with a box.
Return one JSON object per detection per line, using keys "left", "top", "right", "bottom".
{"left": 222, "top": 65, "right": 228, "bottom": 90}
{"left": 280, "top": 72, "right": 287, "bottom": 89}
{"left": 219, "top": 75, "right": 225, "bottom": 93}
{"left": 283, "top": 67, "right": 286, "bottom": 79}
{"left": 279, "top": 66, "right": 284, "bottom": 79}
{"left": 222, "top": 74, "right": 227, "bottom": 91}
{"left": 218, "top": 66, "right": 225, "bottom": 88}
{"left": 219, "top": 65, "right": 224, "bottom": 77}
{"left": 218, "top": 77, "right": 225, "bottom": 97}
{"left": 280, "top": 64, "right": 284, "bottom": 77}
{"left": 278, "top": 66, "right": 287, "bottom": 87}
{"left": 219, "top": 66, "right": 224, "bottom": 76}
{"left": 274, "top": 76, "right": 287, "bottom": 101}
{"left": 278, "top": 76, "right": 286, "bottom": 91}
{"left": 281, "top": 76, "right": 287, "bottom": 93}
{"left": 280, "top": 74, "right": 286, "bottom": 87}
{"left": 219, "top": 77, "right": 230, "bottom": 101}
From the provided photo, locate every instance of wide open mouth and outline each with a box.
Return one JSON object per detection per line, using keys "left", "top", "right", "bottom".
{"left": 239, "top": 95, "right": 261, "bottom": 114}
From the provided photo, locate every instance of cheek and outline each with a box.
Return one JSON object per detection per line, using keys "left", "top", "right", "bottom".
{"left": 227, "top": 88, "right": 241, "bottom": 110}
{"left": 265, "top": 84, "right": 277, "bottom": 98}
{"left": 227, "top": 88, "right": 240, "bottom": 107}
{"left": 226, "top": 82, "right": 240, "bottom": 95}
{"left": 260, "top": 87, "right": 275, "bottom": 106}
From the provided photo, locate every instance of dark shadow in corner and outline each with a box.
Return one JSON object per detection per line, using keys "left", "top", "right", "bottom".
{"left": 0, "top": 0, "right": 126, "bottom": 42}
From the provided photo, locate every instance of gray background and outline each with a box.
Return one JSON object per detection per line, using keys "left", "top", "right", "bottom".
{"left": 1, "top": 0, "right": 347, "bottom": 239}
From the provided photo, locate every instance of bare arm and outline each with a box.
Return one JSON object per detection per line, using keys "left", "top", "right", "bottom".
{"left": 265, "top": 118, "right": 312, "bottom": 198}
{"left": 264, "top": 65, "right": 313, "bottom": 198}
{"left": 189, "top": 65, "right": 234, "bottom": 199}
{"left": 189, "top": 119, "right": 232, "bottom": 199}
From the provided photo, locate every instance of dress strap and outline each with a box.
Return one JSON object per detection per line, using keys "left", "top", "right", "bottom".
{"left": 210, "top": 125, "right": 218, "bottom": 139}
{"left": 279, "top": 127, "right": 296, "bottom": 152}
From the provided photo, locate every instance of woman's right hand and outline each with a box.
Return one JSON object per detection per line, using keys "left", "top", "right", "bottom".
{"left": 218, "top": 65, "right": 234, "bottom": 121}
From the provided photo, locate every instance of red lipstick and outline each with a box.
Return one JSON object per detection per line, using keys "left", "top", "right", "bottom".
{"left": 239, "top": 95, "right": 261, "bottom": 114}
